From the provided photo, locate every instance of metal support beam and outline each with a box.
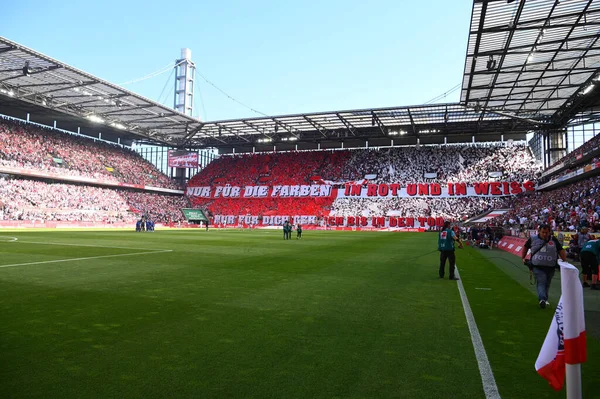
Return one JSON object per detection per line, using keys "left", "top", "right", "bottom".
{"left": 464, "top": 0, "right": 488, "bottom": 105}
{"left": 477, "top": 0, "right": 527, "bottom": 122}
{"left": 182, "top": 124, "right": 204, "bottom": 147}
{"left": 303, "top": 116, "right": 328, "bottom": 138}
{"left": 21, "top": 81, "right": 97, "bottom": 98}
{"left": 101, "top": 105, "right": 154, "bottom": 115}
{"left": 243, "top": 120, "right": 271, "bottom": 139}
{"left": 406, "top": 109, "right": 417, "bottom": 135}
{"left": 272, "top": 118, "right": 300, "bottom": 139}
{"left": 371, "top": 111, "right": 387, "bottom": 135}
{"left": 336, "top": 113, "right": 357, "bottom": 136}
{"left": 0, "top": 65, "right": 60, "bottom": 83}
{"left": 220, "top": 123, "right": 252, "bottom": 142}
{"left": 0, "top": 46, "right": 15, "bottom": 54}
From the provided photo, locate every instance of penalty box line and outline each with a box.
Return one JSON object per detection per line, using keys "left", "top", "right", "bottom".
{"left": 0, "top": 249, "right": 173, "bottom": 269}
{"left": 0, "top": 238, "right": 173, "bottom": 269}
{"left": 13, "top": 239, "right": 172, "bottom": 252}
{"left": 454, "top": 267, "right": 501, "bottom": 399}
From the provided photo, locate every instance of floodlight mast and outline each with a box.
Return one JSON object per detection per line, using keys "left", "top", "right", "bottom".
{"left": 174, "top": 48, "right": 196, "bottom": 118}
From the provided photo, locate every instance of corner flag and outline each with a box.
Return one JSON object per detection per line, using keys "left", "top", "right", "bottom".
{"left": 535, "top": 261, "right": 586, "bottom": 394}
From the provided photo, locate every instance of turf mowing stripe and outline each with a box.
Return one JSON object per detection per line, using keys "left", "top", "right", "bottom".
{"left": 455, "top": 267, "right": 501, "bottom": 399}
{"left": 0, "top": 249, "right": 173, "bottom": 269}
{"left": 10, "top": 240, "right": 172, "bottom": 251}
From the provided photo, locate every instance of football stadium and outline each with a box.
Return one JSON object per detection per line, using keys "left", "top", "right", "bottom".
{"left": 2, "top": 0, "right": 600, "bottom": 397}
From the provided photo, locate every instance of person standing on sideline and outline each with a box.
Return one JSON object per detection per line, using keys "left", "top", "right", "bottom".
{"left": 521, "top": 224, "right": 567, "bottom": 309}
{"left": 577, "top": 227, "right": 592, "bottom": 261}
{"left": 296, "top": 224, "right": 302, "bottom": 239}
{"left": 579, "top": 239, "right": 600, "bottom": 289}
{"left": 438, "top": 221, "right": 463, "bottom": 280}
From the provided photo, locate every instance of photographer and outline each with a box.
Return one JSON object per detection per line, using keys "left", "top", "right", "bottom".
{"left": 580, "top": 239, "right": 600, "bottom": 290}
{"left": 438, "top": 221, "right": 463, "bottom": 280}
{"left": 521, "top": 224, "right": 567, "bottom": 309}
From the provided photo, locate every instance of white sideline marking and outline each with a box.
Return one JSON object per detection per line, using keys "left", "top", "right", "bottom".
{"left": 0, "top": 249, "right": 173, "bottom": 269}
{"left": 0, "top": 236, "right": 19, "bottom": 242}
{"left": 455, "top": 267, "right": 501, "bottom": 399}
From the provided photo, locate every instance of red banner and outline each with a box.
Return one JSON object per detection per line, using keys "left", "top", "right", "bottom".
{"left": 212, "top": 214, "right": 450, "bottom": 228}
{"left": 497, "top": 236, "right": 527, "bottom": 257}
{"left": 186, "top": 181, "right": 535, "bottom": 199}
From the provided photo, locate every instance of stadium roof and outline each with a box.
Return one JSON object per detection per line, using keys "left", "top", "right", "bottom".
{"left": 2, "top": 0, "right": 600, "bottom": 152}
{"left": 461, "top": 0, "right": 600, "bottom": 125}
{"left": 0, "top": 33, "right": 541, "bottom": 150}
{"left": 0, "top": 36, "right": 202, "bottom": 146}
{"left": 184, "top": 103, "right": 543, "bottom": 150}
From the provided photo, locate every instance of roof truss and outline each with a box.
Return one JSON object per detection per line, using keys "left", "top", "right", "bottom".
{"left": 461, "top": 0, "right": 600, "bottom": 123}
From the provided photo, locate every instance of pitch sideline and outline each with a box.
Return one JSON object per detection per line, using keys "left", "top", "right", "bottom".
{"left": 455, "top": 267, "right": 501, "bottom": 399}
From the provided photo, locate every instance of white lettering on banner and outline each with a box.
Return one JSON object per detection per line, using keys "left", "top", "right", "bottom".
{"left": 186, "top": 182, "right": 534, "bottom": 199}
{"left": 187, "top": 186, "right": 211, "bottom": 197}
{"left": 320, "top": 185, "right": 331, "bottom": 197}
{"left": 299, "top": 186, "right": 310, "bottom": 196}
{"left": 339, "top": 181, "right": 535, "bottom": 198}
{"left": 258, "top": 186, "right": 268, "bottom": 197}
{"left": 212, "top": 215, "right": 447, "bottom": 228}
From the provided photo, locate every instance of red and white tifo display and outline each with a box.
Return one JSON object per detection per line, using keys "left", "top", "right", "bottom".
{"left": 187, "top": 181, "right": 535, "bottom": 229}
{"left": 187, "top": 181, "right": 535, "bottom": 199}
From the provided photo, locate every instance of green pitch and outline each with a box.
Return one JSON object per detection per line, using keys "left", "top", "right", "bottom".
{"left": 0, "top": 230, "right": 598, "bottom": 398}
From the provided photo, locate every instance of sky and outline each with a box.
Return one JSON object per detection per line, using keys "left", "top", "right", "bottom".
{"left": 3, "top": 0, "right": 473, "bottom": 122}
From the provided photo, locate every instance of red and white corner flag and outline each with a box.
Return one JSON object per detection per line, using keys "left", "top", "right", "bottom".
{"left": 535, "top": 260, "right": 586, "bottom": 395}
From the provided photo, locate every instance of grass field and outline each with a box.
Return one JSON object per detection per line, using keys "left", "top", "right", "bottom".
{"left": 0, "top": 229, "right": 599, "bottom": 398}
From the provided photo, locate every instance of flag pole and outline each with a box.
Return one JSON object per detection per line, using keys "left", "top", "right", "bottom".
{"left": 565, "top": 365, "right": 581, "bottom": 399}
{"left": 559, "top": 260, "right": 584, "bottom": 399}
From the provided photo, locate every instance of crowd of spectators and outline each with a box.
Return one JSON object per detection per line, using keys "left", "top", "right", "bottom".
{"left": 188, "top": 150, "right": 351, "bottom": 188}
{"left": 122, "top": 191, "right": 189, "bottom": 224}
{"left": 0, "top": 117, "right": 180, "bottom": 189}
{"left": 494, "top": 175, "right": 600, "bottom": 234}
{"left": 0, "top": 176, "right": 187, "bottom": 223}
{"left": 343, "top": 142, "right": 540, "bottom": 184}
{"left": 330, "top": 197, "right": 508, "bottom": 221}
{"left": 0, "top": 114, "right": 556, "bottom": 226}
{"left": 189, "top": 142, "right": 542, "bottom": 219}
{"left": 197, "top": 197, "right": 333, "bottom": 218}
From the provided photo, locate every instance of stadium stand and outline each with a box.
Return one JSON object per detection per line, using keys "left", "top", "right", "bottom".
{"left": 187, "top": 142, "right": 541, "bottom": 222}
{"left": 342, "top": 142, "right": 541, "bottom": 184}
{"left": 494, "top": 175, "right": 600, "bottom": 234}
{"left": 0, "top": 117, "right": 190, "bottom": 225}
{"left": 0, "top": 176, "right": 188, "bottom": 224}
{"left": 0, "top": 117, "right": 181, "bottom": 190}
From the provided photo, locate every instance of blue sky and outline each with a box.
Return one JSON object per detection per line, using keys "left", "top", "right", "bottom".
{"left": 3, "top": 0, "right": 472, "bottom": 122}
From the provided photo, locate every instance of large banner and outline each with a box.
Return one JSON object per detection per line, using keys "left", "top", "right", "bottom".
{"left": 213, "top": 214, "right": 452, "bottom": 229}
{"left": 168, "top": 150, "right": 199, "bottom": 168}
{"left": 187, "top": 181, "right": 535, "bottom": 199}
